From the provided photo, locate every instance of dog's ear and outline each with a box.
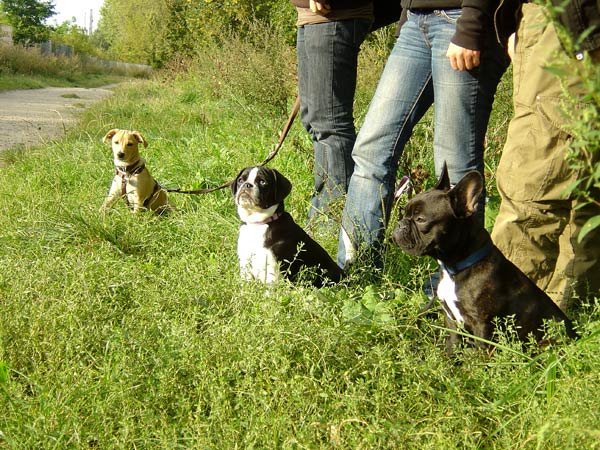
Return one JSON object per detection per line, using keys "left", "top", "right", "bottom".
{"left": 272, "top": 168, "right": 292, "bottom": 202}
{"left": 132, "top": 131, "right": 148, "bottom": 147}
{"left": 449, "top": 171, "right": 483, "bottom": 218}
{"left": 435, "top": 162, "right": 451, "bottom": 191}
{"left": 103, "top": 129, "right": 119, "bottom": 144}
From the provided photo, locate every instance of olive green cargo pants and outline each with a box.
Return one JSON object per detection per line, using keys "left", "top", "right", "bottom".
{"left": 491, "top": 3, "right": 600, "bottom": 310}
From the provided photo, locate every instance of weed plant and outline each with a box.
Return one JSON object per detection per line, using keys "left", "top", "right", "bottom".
{"left": 0, "top": 24, "right": 599, "bottom": 450}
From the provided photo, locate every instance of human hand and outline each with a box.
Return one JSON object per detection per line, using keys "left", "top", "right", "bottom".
{"left": 446, "top": 42, "right": 481, "bottom": 71}
{"left": 310, "top": 0, "right": 331, "bottom": 15}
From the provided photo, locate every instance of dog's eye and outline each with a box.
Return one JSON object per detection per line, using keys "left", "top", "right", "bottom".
{"left": 258, "top": 180, "right": 267, "bottom": 186}
{"left": 126, "top": 143, "right": 133, "bottom": 147}
{"left": 415, "top": 216, "right": 427, "bottom": 224}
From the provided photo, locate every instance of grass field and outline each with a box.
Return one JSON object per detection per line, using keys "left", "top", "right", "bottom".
{"left": 1, "top": 34, "right": 599, "bottom": 449}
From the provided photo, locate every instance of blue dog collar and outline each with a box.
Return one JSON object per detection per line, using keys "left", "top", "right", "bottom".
{"left": 440, "top": 241, "right": 493, "bottom": 276}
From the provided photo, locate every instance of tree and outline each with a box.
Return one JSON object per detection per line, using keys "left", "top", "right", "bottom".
{"left": 95, "top": 0, "right": 295, "bottom": 66}
{"left": 96, "top": 0, "right": 169, "bottom": 64}
{"left": 1, "top": 0, "right": 55, "bottom": 45}
{"left": 51, "top": 20, "right": 99, "bottom": 56}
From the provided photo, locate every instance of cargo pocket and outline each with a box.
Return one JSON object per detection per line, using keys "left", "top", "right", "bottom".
{"left": 497, "top": 96, "right": 574, "bottom": 202}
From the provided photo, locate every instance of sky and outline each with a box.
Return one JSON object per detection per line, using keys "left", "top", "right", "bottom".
{"left": 48, "top": 0, "right": 105, "bottom": 32}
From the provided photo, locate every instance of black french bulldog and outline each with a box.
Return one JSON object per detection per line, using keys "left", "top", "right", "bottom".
{"left": 233, "top": 166, "right": 342, "bottom": 287}
{"left": 392, "top": 165, "right": 576, "bottom": 354}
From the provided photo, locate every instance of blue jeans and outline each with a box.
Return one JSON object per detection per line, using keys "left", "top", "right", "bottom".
{"left": 296, "top": 19, "right": 371, "bottom": 219}
{"left": 338, "top": 9, "right": 509, "bottom": 267}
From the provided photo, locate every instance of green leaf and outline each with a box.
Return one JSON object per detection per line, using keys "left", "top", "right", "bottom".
{"left": 0, "top": 361, "right": 8, "bottom": 384}
{"left": 545, "top": 353, "right": 558, "bottom": 401}
{"left": 543, "top": 65, "right": 568, "bottom": 77}
{"left": 562, "top": 179, "right": 583, "bottom": 197}
{"left": 341, "top": 285, "right": 395, "bottom": 326}
{"left": 578, "top": 215, "right": 600, "bottom": 243}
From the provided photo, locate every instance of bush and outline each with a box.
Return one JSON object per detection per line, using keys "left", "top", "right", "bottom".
{"left": 173, "top": 19, "right": 297, "bottom": 118}
{"left": 545, "top": 2, "right": 600, "bottom": 241}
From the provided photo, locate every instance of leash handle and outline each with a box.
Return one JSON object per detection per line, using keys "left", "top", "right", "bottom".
{"left": 167, "top": 94, "right": 300, "bottom": 195}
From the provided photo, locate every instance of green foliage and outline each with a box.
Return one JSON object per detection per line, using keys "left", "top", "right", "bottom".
{"left": 0, "top": 64, "right": 599, "bottom": 448}
{"left": 173, "top": 20, "right": 296, "bottom": 117}
{"left": 342, "top": 285, "right": 396, "bottom": 326}
{"left": 0, "top": 44, "right": 148, "bottom": 91}
{"left": 95, "top": 0, "right": 170, "bottom": 64}
{"left": 0, "top": 0, "right": 55, "bottom": 45}
{"left": 1, "top": 26, "right": 599, "bottom": 447}
{"left": 1, "top": 8, "right": 599, "bottom": 447}
{"left": 96, "top": 0, "right": 296, "bottom": 66}
{"left": 50, "top": 20, "right": 101, "bottom": 57}
{"left": 562, "top": 61, "right": 600, "bottom": 242}
{"left": 544, "top": 0, "right": 600, "bottom": 242}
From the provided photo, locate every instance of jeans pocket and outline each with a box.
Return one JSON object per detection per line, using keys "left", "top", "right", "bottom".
{"left": 436, "top": 9, "right": 461, "bottom": 24}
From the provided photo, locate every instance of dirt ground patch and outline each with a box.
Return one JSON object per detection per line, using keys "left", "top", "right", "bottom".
{"left": 0, "top": 86, "right": 114, "bottom": 152}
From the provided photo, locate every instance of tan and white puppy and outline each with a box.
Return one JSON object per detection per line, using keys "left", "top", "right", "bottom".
{"left": 101, "top": 129, "right": 171, "bottom": 214}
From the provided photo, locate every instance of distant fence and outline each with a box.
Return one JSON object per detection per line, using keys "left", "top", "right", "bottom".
{"left": 0, "top": 24, "right": 12, "bottom": 45}
{"left": 39, "top": 40, "right": 153, "bottom": 76}
{"left": 82, "top": 54, "right": 153, "bottom": 76}
{"left": 0, "top": 24, "right": 152, "bottom": 76}
{"left": 39, "top": 40, "right": 73, "bottom": 57}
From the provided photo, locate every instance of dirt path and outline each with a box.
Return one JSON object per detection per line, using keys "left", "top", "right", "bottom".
{"left": 0, "top": 86, "right": 115, "bottom": 152}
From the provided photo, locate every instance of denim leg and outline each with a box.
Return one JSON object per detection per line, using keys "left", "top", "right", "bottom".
{"left": 429, "top": 10, "right": 508, "bottom": 223}
{"left": 296, "top": 20, "right": 371, "bottom": 220}
{"left": 338, "top": 15, "right": 433, "bottom": 267}
{"left": 338, "top": 10, "right": 508, "bottom": 267}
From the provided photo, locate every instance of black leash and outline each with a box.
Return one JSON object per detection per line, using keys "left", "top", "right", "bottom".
{"left": 166, "top": 95, "right": 301, "bottom": 195}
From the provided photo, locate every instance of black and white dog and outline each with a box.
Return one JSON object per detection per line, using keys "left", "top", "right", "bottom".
{"left": 232, "top": 166, "right": 342, "bottom": 287}
{"left": 392, "top": 166, "right": 576, "bottom": 354}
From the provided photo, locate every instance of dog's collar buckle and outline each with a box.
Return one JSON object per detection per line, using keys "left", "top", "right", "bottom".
{"left": 440, "top": 241, "right": 493, "bottom": 276}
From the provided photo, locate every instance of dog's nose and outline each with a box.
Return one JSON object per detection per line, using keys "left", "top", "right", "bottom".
{"left": 117, "top": 152, "right": 125, "bottom": 159}
{"left": 392, "top": 222, "right": 408, "bottom": 244}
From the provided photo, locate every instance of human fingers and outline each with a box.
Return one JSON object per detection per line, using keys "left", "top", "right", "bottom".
{"left": 447, "top": 43, "right": 481, "bottom": 71}
{"left": 310, "top": 0, "right": 331, "bottom": 15}
{"left": 507, "top": 33, "right": 516, "bottom": 61}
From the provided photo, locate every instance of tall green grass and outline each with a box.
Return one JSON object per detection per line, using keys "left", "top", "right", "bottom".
{"left": 0, "top": 26, "right": 599, "bottom": 449}
{"left": 0, "top": 44, "right": 148, "bottom": 91}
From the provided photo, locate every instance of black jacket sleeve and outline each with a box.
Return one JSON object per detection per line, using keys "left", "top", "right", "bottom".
{"left": 452, "top": 0, "right": 498, "bottom": 50}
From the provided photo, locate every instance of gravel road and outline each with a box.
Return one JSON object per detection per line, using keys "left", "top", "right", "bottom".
{"left": 0, "top": 86, "right": 114, "bottom": 152}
